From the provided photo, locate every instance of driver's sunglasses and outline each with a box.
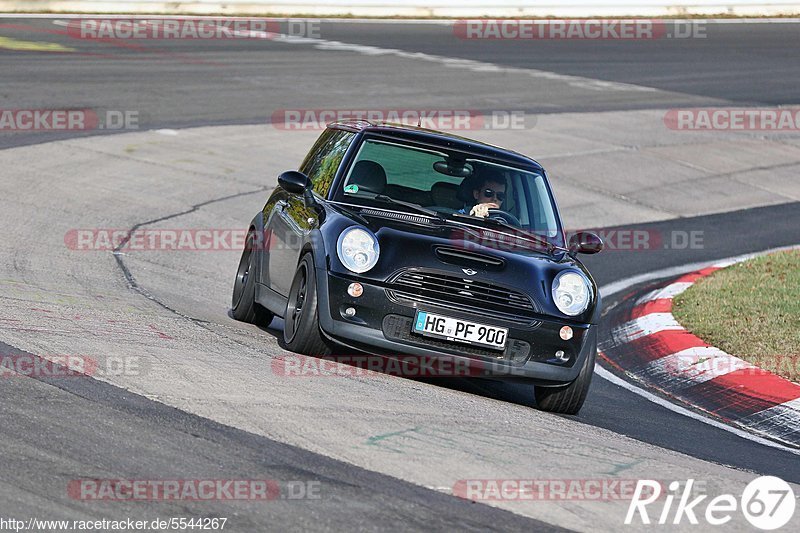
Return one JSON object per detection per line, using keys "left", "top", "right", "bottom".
{"left": 482, "top": 188, "right": 506, "bottom": 202}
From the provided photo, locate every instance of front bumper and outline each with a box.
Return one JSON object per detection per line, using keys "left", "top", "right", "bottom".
{"left": 317, "top": 269, "right": 597, "bottom": 385}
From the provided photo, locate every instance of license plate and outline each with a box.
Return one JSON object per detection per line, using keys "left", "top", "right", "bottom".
{"left": 413, "top": 311, "right": 508, "bottom": 351}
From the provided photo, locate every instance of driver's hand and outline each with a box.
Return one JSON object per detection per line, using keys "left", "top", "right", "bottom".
{"left": 469, "top": 202, "right": 499, "bottom": 218}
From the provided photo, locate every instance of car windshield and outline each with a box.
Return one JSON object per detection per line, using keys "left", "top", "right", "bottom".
{"left": 338, "top": 138, "right": 562, "bottom": 244}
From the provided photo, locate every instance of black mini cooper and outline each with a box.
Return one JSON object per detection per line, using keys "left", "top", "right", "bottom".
{"left": 232, "top": 121, "right": 603, "bottom": 414}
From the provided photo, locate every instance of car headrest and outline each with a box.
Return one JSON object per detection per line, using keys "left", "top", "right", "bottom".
{"left": 456, "top": 174, "right": 482, "bottom": 203}
{"left": 349, "top": 160, "right": 387, "bottom": 194}
{"left": 430, "top": 181, "right": 462, "bottom": 210}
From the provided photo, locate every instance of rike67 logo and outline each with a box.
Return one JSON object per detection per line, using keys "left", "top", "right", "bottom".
{"left": 626, "top": 477, "right": 796, "bottom": 530}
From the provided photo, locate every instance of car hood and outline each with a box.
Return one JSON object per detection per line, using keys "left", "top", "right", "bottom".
{"left": 324, "top": 206, "right": 597, "bottom": 322}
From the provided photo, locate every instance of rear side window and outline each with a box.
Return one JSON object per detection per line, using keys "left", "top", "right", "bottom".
{"left": 299, "top": 129, "right": 355, "bottom": 197}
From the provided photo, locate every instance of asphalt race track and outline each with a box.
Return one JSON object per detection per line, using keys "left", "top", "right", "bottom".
{"left": 3, "top": 18, "right": 800, "bottom": 146}
{"left": 1, "top": 17, "right": 799, "bottom": 531}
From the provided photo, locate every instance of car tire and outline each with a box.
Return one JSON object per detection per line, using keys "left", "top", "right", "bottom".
{"left": 283, "top": 253, "right": 331, "bottom": 356}
{"left": 231, "top": 230, "right": 274, "bottom": 327}
{"left": 534, "top": 340, "right": 596, "bottom": 415}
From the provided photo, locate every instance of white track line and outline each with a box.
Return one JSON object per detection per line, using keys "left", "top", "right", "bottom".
{"left": 257, "top": 33, "right": 658, "bottom": 93}
{"left": 595, "top": 365, "right": 800, "bottom": 456}
{"left": 51, "top": 18, "right": 655, "bottom": 93}
{"left": 599, "top": 245, "right": 800, "bottom": 299}
{"left": 597, "top": 244, "right": 800, "bottom": 455}
{"left": 635, "top": 281, "right": 693, "bottom": 304}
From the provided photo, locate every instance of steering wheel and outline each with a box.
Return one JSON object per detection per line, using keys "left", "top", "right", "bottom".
{"left": 487, "top": 209, "right": 521, "bottom": 227}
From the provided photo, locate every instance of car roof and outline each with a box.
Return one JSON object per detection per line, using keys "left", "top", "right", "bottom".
{"left": 328, "top": 120, "right": 543, "bottom": 171}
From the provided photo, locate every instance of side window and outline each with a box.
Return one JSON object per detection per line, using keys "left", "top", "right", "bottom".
{"left": 299, "top": 129, "right": 355, "bottom": 197}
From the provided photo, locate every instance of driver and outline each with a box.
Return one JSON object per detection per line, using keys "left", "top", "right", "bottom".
{"left": 460, "top": 176, "right": 506, "bottom": 218}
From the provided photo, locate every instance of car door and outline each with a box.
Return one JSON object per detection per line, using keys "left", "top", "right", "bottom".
{"left": 267, "top": 128, "right": 355, "bottom": 296}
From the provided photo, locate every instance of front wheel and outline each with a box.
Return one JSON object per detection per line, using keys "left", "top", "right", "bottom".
{"left": 231, "top": 230, "right": 274, "bottom": 327}
{"left": 534, "top": 340, "right": 596, "bottom": 415}
{"left": 283, "top": 253, "right": 331, "bottom": 356}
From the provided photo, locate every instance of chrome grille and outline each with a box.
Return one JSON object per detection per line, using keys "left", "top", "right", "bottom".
{"left": 390, "top": 270, "right": 537, "bottom": 315}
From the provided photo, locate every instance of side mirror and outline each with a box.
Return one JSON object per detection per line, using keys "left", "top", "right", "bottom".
{"left": 568, "top": 231, "right": 604, "bottom": 255}
{"left": 278, "top": 171, "right": 311, "bottom": 194}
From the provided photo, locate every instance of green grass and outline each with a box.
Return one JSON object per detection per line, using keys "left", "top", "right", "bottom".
{"left": 673, "top": 250, "right": 800, "bottom": 383}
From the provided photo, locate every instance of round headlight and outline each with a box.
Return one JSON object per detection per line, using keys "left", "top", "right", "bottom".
{"left": 337, "top": 227, "right": 380, "bottom": 274}
{"left": 552, "top": 271, "right": 591, "bottom": 316}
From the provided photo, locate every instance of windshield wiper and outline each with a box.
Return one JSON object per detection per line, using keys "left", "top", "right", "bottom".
{"left": 344, "top": 187, "right": 444, "bottom": 220}
{"left": 368, "top": 193, "right": 446, "bottom": 221}
{"left": 450, "top": 214, "right": 565, "bottom": 254}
